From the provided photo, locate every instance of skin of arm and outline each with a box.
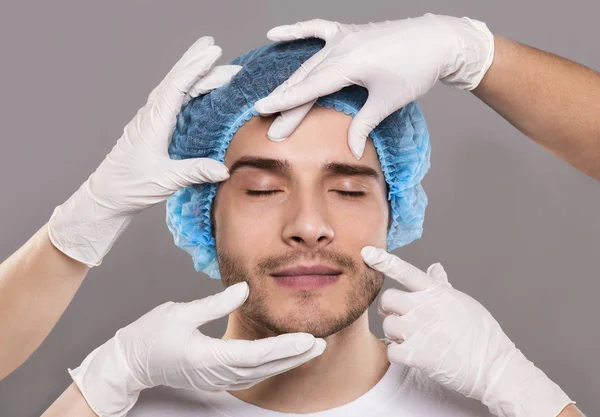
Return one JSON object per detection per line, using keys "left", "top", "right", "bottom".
{"left": 472, "top": 35, "right": 600, "bottom": 180}
{"left": 41, "top": 383, "right": 97, "bottom": 417}
{"left": 558, "top": 404, "right": 586, "bottom": 417}
{"left": 0, "top": 224, "right": 88, "bottom": 380}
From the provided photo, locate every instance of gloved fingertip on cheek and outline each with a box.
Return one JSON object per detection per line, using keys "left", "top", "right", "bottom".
{"left": 224, "top": 281, "right": 250, "bottom": 301}
{"left": 361, "top": 245, "right": 382, "bottom": 262}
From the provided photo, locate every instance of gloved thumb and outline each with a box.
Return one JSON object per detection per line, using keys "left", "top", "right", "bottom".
{"left": 177, "top": 282, "right": 250, "bottom": 328}
{"left": 266, "top": 18, "right": 339, "bottom": 41}
{"left": 168, "top": 158, "right": 230, "bottom": 187}
{"left": 348, "top": 93, "right": 392, "bottom": 159}
{"left": 426, "top": 263, "right": 450, "bottom": 284}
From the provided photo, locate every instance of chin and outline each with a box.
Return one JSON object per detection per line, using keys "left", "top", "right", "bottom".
{"left": 253, "top": 300, "right": 366, "bottom": 339}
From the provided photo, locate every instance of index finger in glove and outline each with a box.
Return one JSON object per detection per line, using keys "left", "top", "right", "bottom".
{"left": 361, "top": 246, "right": 434, "bottom": 292}
{"left": 183, "top": 64, "right": 242, "bottom": 106}
{"left": 162, "top": 45, "right": 222, "bottom": 112}
{"left": 166, "top": 157, "right": 230, "bottom": 187}
{"left": 208, "top": 336, "right": 326, "bottom": 389}
{"left": 260, "top": 49, "right": 328, "bottom": 140}
{"left": 148, "top": 36, "right": 219, "bottom": 104}
{"left": 254, "top": 63, "right": 346, "bottom": 117}
{"left": 257, "top": 45, "right": 331, "bottom": 141}
{"left": 265, "top": 102, "right": 315, "bottom": 142}
{"left": 147, "top": 40, "right": 222, "bottom": 142}
{"left": 229, "top": 338, "right": 327, "bottom": 384}
{"left": 176, "top": 282, "right": 249, "bottom": 328}
{"left": 218, "top": 333, "right": 320, "bottom": 368}
{"left": 254, "top": 46, "right": 330, "bottom": 117}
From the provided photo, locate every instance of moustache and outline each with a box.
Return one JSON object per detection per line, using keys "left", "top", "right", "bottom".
{"left": 256, "top": 249, "right": 359, "bottom": 276}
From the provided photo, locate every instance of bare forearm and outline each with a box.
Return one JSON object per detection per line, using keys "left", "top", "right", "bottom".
{"left": 0, "top": 224, "right": 89, "bottom": 380}
{"left": 472, "top": 35, "right": 600, "bottom": 180}
{"left": 41, "top": 383, "right": 98, "bottom": 417}
{"left": 557, "top": 404, "right": 586, "bottom": 417}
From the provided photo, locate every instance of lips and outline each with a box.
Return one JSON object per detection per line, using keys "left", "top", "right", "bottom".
{"left": 271, "top": 264, "right": 342, "bottom": 290}
{"left": 271, "top": 265, "right": 342, "bottom": 277}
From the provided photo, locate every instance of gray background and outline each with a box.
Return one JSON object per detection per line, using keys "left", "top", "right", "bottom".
{"left": 1, "top": 0, "right": 598, "bottom": 415}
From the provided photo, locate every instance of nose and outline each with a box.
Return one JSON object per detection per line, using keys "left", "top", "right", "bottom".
{"left": 282, "top": 190, "right": 334, "bottom": 250}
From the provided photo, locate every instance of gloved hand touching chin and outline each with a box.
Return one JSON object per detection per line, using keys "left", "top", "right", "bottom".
{"left": 253, "top": 14, "right": 494, "bottom": 158}
{"left": 69, "top": 282, "right": 326, "bottom": 417}
{"left": 361, "top": 246, "right": 574, "bottom": 417}
{"left": 48, "top": 36, "right": 241, "bottom": 267}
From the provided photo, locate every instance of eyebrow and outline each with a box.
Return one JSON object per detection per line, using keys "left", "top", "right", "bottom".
{"left": 228, "top": 156, "right": 380, "bottom": 180}
{"left": 229, "top": 156, "right": 291, "bottom": 177}
{"left": 323, "top": 161, "right": 379, "bottom": 179}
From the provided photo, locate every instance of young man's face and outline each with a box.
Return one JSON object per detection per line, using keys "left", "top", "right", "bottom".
{"left": 213, "top": 106, "right": 389, "bottom": 338}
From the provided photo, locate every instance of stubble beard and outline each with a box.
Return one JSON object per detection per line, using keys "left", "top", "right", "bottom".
{"left": 218, "top": 249, "right": 384, "bottom": 338}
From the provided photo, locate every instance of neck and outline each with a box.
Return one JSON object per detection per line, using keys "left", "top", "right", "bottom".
{"left": 222, "top": 310, "right": 390, "bottom": 413}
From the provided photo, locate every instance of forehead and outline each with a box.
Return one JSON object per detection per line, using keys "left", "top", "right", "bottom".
{"left": 224, "top": 106, "right": 383, "bottom": 173}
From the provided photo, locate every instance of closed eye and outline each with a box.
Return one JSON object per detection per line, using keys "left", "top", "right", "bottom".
{"left": 246, "top": 190, "right": 365, "bottom": 197}
{"left": 333, "top": 190, "right": 366, "bottom": 197}
{"left": 246, "top": 189, "right": 282, "bottom": 196}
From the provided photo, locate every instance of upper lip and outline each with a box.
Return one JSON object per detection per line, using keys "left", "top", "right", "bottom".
{"left": 271, "top": 264, "right": 342, "bottom": 277}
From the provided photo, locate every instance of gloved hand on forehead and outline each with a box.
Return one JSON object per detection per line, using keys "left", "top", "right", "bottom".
{"left": 361, "top": 246, "right": 575, "bottom": 417}
{"left": 68, "top": 282, "right": 326, "bottom": 417}
{"left": 253, "top": 14, "right": 494, "bottom": 159}
{"left": 48, "top": 36, "right": 241, "bottom": 267}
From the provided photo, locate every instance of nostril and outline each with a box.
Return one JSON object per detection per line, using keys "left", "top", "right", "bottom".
{"left": 291, "top": 236, "right": 303, "bottom": 243}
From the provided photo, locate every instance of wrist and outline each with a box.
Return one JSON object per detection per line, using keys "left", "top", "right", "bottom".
{"left": 48, "top": 180, "right": 132, "bottom": 268}
{"left": 482, "top": 349, "right": 574, "bottom": 417}
{"left": 69, "top": 335, "right": 150, "bottom": 417}
{"left": 438, "top": 15, "right": 495, "bottom": 90}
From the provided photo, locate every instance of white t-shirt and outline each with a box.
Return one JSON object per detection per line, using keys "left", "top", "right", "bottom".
{"left": 128, "top": 361, "right": 494, "bottom": 417}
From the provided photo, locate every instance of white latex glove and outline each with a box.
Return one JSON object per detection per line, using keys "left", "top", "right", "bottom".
{"left": 253, "top": 14, "right": 494, "bottom": 158}
{"left": 69, "top": 282, "right": 326, "bottom": 417}
{"left": 361, "top": 246, "right": 574, "bottom": 417}
{"left": 48, "top": 36, "right": 242, "bottom": 267}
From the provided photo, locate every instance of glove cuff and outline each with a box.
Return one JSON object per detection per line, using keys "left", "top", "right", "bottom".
{"left": 439, "top": 16, "right": 495, "bottom": 90}
{"left": 48, "top": 180, "right": 132, "bottom": 268}
{"left": 462, "top": 17, "right": 495, "bottom": 90}
{"left": 69, "top": 336, "right": 150, "bottom": 417}
{"left": 482, "top": 349, "right": 575, "bottom": 417}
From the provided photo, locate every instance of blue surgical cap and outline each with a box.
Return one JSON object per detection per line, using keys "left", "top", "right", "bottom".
{"left": 166, "top": 38, "right": 430, "bottom": 279}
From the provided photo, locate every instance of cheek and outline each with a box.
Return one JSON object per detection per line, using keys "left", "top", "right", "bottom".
{"left": 213, "top": 187, "right": 284, "bottom": 258}
{"left": 329, "top": 196, "right": 389, "bottom": 248}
